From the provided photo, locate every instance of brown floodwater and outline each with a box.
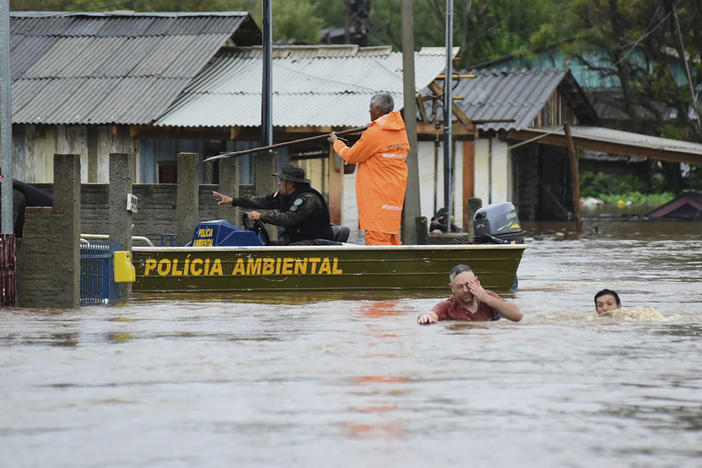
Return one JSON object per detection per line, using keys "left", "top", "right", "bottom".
{"left": 1, "top": 220, "right": 701, "bottom": 467}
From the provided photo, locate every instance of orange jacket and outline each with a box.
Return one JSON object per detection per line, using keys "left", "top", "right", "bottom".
{"left": 333, "top": 111, "right": 410, "bottom": 234}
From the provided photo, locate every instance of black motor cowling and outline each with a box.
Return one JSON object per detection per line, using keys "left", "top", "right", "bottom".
{"left": 473, "top": 202, "right": 524, "bottom": 244}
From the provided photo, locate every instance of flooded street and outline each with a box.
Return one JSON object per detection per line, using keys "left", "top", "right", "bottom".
{"left": 2, "top": 221, "right": 701, "bottom": 467}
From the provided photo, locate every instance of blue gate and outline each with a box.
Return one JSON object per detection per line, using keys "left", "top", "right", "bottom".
{"left": 80, "top": 240, "right": 119, "bottom": 305}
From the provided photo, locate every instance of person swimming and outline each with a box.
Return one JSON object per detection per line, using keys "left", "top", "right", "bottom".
{"left": 594, "top": 289, "right": 622, "bottom": 316}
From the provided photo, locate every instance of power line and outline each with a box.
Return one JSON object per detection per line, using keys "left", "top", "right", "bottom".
{"left": 612, "top": 8, "right": 674, "bottom": 66}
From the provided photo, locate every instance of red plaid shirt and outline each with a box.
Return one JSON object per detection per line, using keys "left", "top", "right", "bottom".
{"left": 432, "top": 292, "right": 502, "bottom": 321}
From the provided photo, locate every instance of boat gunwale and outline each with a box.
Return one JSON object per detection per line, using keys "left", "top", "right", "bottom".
{"left": 133, "top": 243, "right": 528, "bottom": 253}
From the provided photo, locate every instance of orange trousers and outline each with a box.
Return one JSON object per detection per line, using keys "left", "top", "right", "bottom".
{"left": 364, "top": 230, "right": 400, "bottom": 246}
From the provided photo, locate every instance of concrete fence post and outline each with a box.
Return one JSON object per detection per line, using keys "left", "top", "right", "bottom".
{"left": 17, "top": 154, "right": 80, "bottom": 308}
{"left": 254, "top": 151, "right": 277, "bottom": 195}
{"left": 109, "top": 152, "right": 133, "bottom": 299}
{"left": 176, "top": 152, "right": 199, "bottom": 245}
{"left": 218, "top": 156, "right": 239, "bottom": 226}
{"left": 253, "top": 151, "right": 277, "bottom": 241}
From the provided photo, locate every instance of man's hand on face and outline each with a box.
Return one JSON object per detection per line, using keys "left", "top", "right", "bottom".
{"left": 467, "top": 277, "right": 490, "bottom": 303}
{"left": 247, "top": 210, "right": 262, "bottom": 221}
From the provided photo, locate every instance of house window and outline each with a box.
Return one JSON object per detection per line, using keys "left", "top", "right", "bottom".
{"left": 158, "top": 161, "right": 177, "bottom": 183}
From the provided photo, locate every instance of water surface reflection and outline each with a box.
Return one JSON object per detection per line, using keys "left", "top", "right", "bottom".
{"left": 1, "top": 221, "right": 700, "bottom": 467}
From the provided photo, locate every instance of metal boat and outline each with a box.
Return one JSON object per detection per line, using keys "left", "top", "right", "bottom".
{"left": 132, "top": 242, "right": 525, "bottom": 293}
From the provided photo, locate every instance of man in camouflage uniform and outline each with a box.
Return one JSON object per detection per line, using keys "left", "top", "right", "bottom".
{"left": 212, "top": 163, "right": 334, "bottom": 245}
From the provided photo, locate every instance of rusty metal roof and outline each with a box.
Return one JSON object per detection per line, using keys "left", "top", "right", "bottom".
{"left": 420, "top": 68, "right": 597, "bottom": 131}
{"left": 155, "top": 46, "right": 453, "bottom": 128}
{"left": 10, "top": 11, "right": 261, "bottom": 125}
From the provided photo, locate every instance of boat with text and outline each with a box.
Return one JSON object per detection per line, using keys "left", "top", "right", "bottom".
{"left": 131, "top": 203, "right": 526, "bottom": 293}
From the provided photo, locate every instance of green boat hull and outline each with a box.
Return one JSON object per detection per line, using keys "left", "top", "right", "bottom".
{"left": 132, "top": 244, "right": 526, "bottom": 293}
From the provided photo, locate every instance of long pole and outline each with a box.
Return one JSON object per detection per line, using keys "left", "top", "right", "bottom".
{"left": 443, "top": 0, "right": 453, "bottom": 231}
{"left": 401, "top": 0, "right": 420, "bottom": 244}
{"left": 201, "top": 127, "right": 366, "bottom": 164}
{"left": 261, "top": 0, "right": 273, "bottom": 147}
{"left": 0, "top": 0, "right": 12, "bottom": 234}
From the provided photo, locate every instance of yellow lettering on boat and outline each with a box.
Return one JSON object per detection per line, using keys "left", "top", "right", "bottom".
{"left": 332, "top": 258, "right": 342, "bottom": 274}
{"left": 144, "top": 259, "right": 157, "bottom": 276}
{"left": 193, "top": 239, "right": 213, "bottom": 247}
{"left": 172, "top": 259, "right": 183, "bottom": 276}
{"left": 308, "top": 257, "right": 321, "bottom": 274}
{"left": 190, "top": 258, "right": 203, "bottom": 276}
{"left": 232, "top": 258, "right": 246, "bottom": 275}
{"left": 157, "top": 259, "right": 171, "bottom": 275}
{"left": 262, "top": 258, "right": 275, "bottom": 275}
{"left": 246, "top": 258, "right": 262, "bottom": 275}
{"left": 147, "top": 255, "right": 345, "bottom": 277}
{"left": 318, "top": 258, "right": 331, "bottom": 275}
{"left": 210, "top": 259, "right": 223, "bottom": 276}
{"left": 294, "top": 258, "right": 307, "bottom": 275}
{"left": 282, "top": 258, "right": 294, "bottom": 275}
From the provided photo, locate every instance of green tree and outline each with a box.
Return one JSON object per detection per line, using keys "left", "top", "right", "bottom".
{"left": 538, "top": 0, "right": 702, "bottom": 191}
{"left": 366, "top": 0, "right": 566, "bottom": 66}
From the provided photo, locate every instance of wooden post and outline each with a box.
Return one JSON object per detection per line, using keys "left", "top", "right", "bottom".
{"left": 328, "top": 145, "right": 343, "bottom": 225}
{"left": 462, "top": 139, "right": 475, "bottom": 232}
{"left": 564, "top": 123, "right": 582, "bottom": 235}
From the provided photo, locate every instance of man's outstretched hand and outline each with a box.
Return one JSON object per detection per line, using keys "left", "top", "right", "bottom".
{"left": 212, "top": 191, "right": 233, "bottom": 205}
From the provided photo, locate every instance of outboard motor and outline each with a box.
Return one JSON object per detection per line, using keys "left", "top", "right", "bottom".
{"left": 473, "top": 202, "right": 524, "bottom": 244}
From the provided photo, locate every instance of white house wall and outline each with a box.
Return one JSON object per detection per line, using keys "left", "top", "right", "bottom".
{"left": 490, "top": 139, "right": 510, "bottom": 203}
{"left": 474, "top": 137, "right": 511, "bottom": 206}
{"left": 474, "top": 138, "right": 491, "bottom": 204}
{"left": 341, "top": 140, "right": 466, "bottom": 242}
{"left": 12, "top": 124, "right": 133, "bottom": 184}
{"left": 56, "top": 125, "right": 89, "bottom": 182}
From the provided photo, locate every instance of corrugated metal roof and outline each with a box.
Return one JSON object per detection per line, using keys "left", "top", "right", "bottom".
{"left": 155, "top": 47, "right": 452, "bottom": 128}
{"left": 421, "top": 68, "right": 573, "bottom": 131}
{"left": 10, "top": 12, "right": 260, "bottom": 125}
{"left": 565, "top": 126, "right": 702, "bottom": 156}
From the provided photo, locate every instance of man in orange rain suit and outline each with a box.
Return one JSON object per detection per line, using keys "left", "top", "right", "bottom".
{"left": 328, "top": 92, "right": 410, "bottom": 245}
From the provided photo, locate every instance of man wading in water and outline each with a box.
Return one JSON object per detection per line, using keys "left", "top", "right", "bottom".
{"left": 417, "top": 264, "right": 522, "bottom": 324}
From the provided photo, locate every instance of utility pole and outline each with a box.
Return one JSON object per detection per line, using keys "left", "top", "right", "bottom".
{"left": 261, "top": 0, "right": 273, "bottom": 147}
{"left": 443, "top": 0, "right": 453, "bottom": 232}
{"left": 1, "top": 0, "right": 12, "bottom": 234}
{"left": 401, "top": 0, "right": 421, "bottom": 244}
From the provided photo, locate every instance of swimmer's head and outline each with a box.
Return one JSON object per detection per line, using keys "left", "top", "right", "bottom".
{"left": 594, "top": 289, "right": 622, "bottom": 316}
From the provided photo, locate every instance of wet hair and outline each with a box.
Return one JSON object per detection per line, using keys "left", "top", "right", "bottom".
{"left": 594, "top": 289, "right": 621, "bottom": 306}
{"left": 449, "top": 264, "right": 473, "bottom": 282}
{"left": 370, "top": 92, "right": 394, "bottom": 115}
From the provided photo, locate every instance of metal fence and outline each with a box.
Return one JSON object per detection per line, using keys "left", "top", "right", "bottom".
{"left": 80, "top": 240, "right": 118, "bottom": 305}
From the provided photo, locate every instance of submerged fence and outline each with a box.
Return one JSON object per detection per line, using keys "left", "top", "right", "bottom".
{"left": 80, "top": 240, "right": 118, "bottom": 305}
{"left": 0, "top": 234, "right": 17, "bottom": 307}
